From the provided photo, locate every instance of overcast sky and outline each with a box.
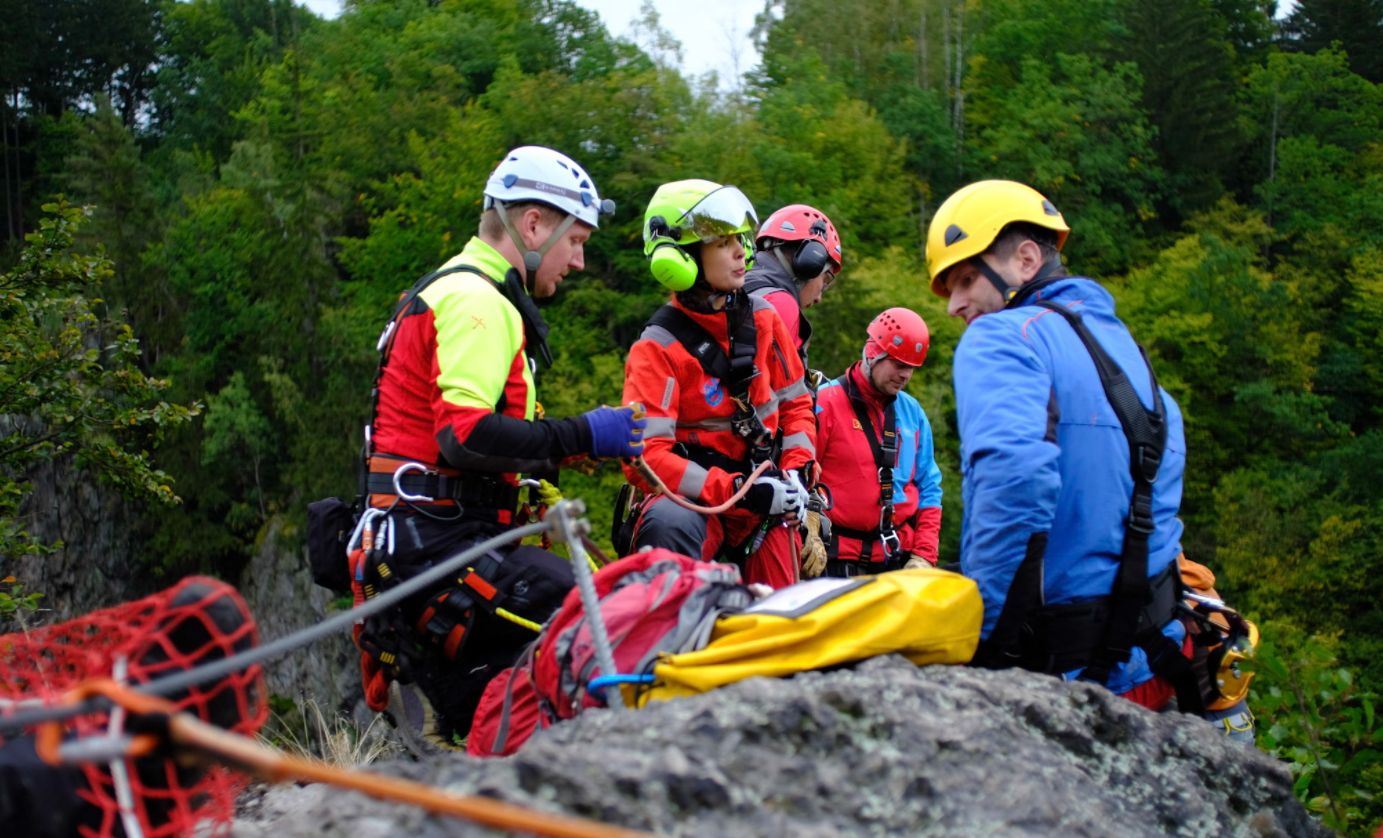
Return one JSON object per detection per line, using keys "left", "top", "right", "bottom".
{"left": 296, "top": 0, "right": 762, "bottom": 85}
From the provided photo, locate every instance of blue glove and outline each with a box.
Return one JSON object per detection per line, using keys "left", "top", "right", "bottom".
{"left": 582, "top": 405, "right": 646, "bottom": 459}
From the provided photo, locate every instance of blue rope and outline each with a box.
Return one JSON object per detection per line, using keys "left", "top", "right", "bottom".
{"left": 588, "top": 673, "right": 655, "bottom": 695}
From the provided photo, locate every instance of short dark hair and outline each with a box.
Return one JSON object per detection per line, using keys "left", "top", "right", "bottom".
{"left": 988, "top": 222, "right": 1064, "bottom": 268}
{"left": 478, "top": 201, "right": 565, "bottom": 240}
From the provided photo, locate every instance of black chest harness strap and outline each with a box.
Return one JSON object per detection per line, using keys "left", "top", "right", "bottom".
{"left": 367, "top": 265, "right": 479, "bottom": 465}
{"left": 646, "top": 300, "right": 775, "bottom": 464}
{"left": 993, "top": 300, "right": 1202, "bottom": 713}
{"left": 363, "top": 264, "right": 539, "bottom": 520}
{"left": 833, "top": 373, "right": 902, "bottom": 562}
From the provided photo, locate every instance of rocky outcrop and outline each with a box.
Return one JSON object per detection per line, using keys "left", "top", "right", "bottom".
{"left": 235, "top": 655, "right": 1322, "bottom": 837}
{"left": 7, "top": 471, "right": 358, "bottom": 716}
{"left": 234, "top": 518, "right": 360, "bottom": 715}
{"left": 8, "top": 456, "right": 143, "bottom": 625}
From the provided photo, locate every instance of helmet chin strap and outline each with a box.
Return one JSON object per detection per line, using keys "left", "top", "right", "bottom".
{"left": 494, "top": 199, "right": 578, "bottom": 293}
{"left": 973, "top": 256, "right": 1016, "bottom": 302}
{"left": 772, "top": 247, "right": 797, "bottom": 278}
{"left": 973, "top": 254, "right": 1063, "bottom": 305}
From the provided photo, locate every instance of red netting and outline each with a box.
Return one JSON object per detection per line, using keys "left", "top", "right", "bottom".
{"left": 0, "top": 576, "right": 268, "bottom": 837}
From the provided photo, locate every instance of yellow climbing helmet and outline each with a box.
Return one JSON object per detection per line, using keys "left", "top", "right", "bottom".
{"left": 925, "top": 180, "right": 1070, "bottom": 297}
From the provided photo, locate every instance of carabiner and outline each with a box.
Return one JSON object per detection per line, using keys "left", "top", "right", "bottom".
{"left": 392, "top": 461, "right": 434, "bottom": 503}
{"left": 347, "top": 507, "right": 388, "bottom": 554}
{"left": 880, "top": 527, "right": 902, "bottom": 560}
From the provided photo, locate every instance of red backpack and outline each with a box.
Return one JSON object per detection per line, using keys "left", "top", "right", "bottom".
{"left": 467, "top": 549, "right": 751, "bottom": 756}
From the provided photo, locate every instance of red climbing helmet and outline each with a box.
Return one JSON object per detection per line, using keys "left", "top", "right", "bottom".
{"left": 756, "top": 204, "right": 843, "bottom": 278}
{"left": 864, "top": 307, "right": 930, "bottom": 367}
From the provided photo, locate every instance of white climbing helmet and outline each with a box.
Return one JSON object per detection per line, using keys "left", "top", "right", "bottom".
{"left": 483, "top": 145, "right": 614, "bottom": 229}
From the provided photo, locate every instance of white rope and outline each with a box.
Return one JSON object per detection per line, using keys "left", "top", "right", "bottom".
{"left": 550, "top": 501, "right": 625, "bottom": 710}
{"left": 107, "top": 656, "right": 145, "bottom": 838}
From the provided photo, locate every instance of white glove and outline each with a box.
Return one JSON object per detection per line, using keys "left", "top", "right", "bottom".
{"left": 739, "top": 472, "right": 806, "bottom": 518}
{"left": 784, "top": 470, "right": 808, "bottom": 522}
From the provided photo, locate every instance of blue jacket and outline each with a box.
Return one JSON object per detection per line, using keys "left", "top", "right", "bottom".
{"left": 954, "top": 276, "right": 1186, "bottom": 694}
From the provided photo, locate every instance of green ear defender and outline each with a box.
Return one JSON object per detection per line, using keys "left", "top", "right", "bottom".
{"left": 643, "top": 180, "right": 757, "bottom": 292}
{"left": 645, "top": 215, "right": 699, "bottom": 291}
{"left": 648, "top": 243, "right": 699, "bottom": 291}
{"left": 648, "top": 236, "right": 697, "bottom": 292}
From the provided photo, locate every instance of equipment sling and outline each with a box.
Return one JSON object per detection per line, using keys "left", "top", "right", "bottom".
{"left": 644, "top": 299, "right": 773, "bottom": 463}
{"left": 1033, "top": 300, "right": 1203, "bottom": 713}
{"left": 831, "top": 372, "right": 903, "bottom": 563}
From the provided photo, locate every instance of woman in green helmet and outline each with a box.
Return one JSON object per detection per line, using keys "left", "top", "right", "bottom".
{"left": 618, "top": 179, "right": 818, "bottom": 588}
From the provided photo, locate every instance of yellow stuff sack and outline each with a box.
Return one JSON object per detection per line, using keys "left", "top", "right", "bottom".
{"left": 639, "top": 567, "right": 981, "bottom": 706}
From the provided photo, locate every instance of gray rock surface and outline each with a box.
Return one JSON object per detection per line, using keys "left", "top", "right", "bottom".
{"left": 8, "top": 455, "right": 142, "bottom": 625}
{"left": 7, "top": 482, "right": 361, "bottom": 719}
{"left": 235, "top": 518, "right": 359, "bottom": 715}
{"left": 234, "top": 656, "right": 1322, "bottom": 837}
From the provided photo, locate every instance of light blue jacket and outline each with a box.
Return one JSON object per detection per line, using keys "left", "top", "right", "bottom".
{"left": 954, "top": 276, "right": 1186, "bottom": 694}
{"left": 816, "top": 368, "right": 943, "bottom": 510}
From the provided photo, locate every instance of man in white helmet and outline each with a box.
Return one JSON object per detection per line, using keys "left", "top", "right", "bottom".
{"left": 349, "top": 146, "right": 644, "bottom": 744}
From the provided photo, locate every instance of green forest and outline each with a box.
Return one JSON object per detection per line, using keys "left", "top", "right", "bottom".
{"left": 2, "top": 0, "right": 1381, "bottom": 830}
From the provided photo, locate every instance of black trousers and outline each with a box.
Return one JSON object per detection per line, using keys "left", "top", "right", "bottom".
{"left": 380, "top": 511, "right": 574, "bottom": 741}
{"left": 0, "top": 737, "right": 84, "bottom": 837}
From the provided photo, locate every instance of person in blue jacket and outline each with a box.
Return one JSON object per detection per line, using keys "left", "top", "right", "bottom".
{"left": 924, "top": 179, "right": 1190, "bottom": 710}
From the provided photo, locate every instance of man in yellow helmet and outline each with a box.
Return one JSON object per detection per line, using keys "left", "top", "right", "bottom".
{"left": 926, "top": 180, "right": 1197, "bottom": 712}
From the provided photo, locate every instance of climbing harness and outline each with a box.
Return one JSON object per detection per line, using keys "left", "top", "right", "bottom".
{"left": 828, "top": 372, "right": 904, "bottom": 568}
{"left": 645, "top": 299, "right": 774, "bottom": 462}
{"left": 980, "top": 299, "right": 1203, "bottom": 714}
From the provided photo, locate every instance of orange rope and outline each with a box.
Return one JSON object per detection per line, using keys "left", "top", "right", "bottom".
{"left": 628, "top": 455, "right": 774, "bottom": 516}
{"left": 37, "top": 680, "right": 650, "bottom": 838}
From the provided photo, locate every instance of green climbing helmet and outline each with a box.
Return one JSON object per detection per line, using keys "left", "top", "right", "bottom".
{"left": 642, "top": 179, "right": 758, "bottom": 291}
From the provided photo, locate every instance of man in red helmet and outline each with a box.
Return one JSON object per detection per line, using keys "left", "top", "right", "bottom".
{"left": 804, "top": 307, "right": 944, "bottom": 577}
{"left": 744, "top": 204, "right": 843, "bottom": 384}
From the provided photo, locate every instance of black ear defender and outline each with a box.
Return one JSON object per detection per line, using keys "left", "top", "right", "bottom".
{"left": 790, "top": 220, "right": 833, "bottom": 281}
{"left": 790, "top": 241, "right": 828, "bottom": 280}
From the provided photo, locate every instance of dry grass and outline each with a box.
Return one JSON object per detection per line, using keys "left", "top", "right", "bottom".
{"left": 263, "top": 695, "right": 401, "bottom": 768}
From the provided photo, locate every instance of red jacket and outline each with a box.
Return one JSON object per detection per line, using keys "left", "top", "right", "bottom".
{"left": 814, "top": 363, "right": 943, "bottom": 563}
{"left": 621, "top": 294, "right": 816, "bottom": 504}
{"left": 370, "top": 238, "right": 593, "bottom": 508}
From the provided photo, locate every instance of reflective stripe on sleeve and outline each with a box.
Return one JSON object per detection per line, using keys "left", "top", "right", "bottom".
{"left": 782, "top": 430, "right": 816, "bottom": 457}
{"left": 645, "top": 416, "right": 678, "bottom": 439}
{"left": 777, "top": 377, "right": 810, "bottom": 403}
{"left": 678, "top": 461, "right": 710, "bottom": 499}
